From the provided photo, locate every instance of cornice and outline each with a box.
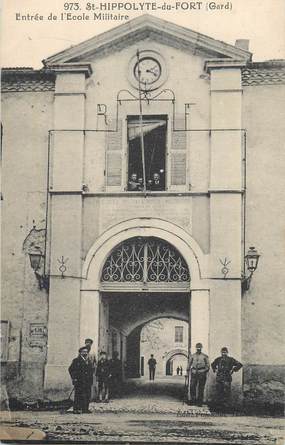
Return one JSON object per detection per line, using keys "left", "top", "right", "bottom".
{"left": 204, "top": 59, "right": 247, "bottom": 73}
{"left": 43, "top": 15, "right": 252, "bottom": 66}
{"left": 45, "top": 63, "right": 93, "bottom": 77}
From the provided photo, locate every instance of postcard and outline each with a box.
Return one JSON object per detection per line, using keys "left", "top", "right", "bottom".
{"left": 1, "top": 0, "right": 285, "bottom": 443}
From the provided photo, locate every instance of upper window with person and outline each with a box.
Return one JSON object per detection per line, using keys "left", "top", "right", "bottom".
{"left": 127, "top": 115, "right": 167, "bottom": 191}
{"left": 105, "top": 113, "right": 187, "bottom": 192}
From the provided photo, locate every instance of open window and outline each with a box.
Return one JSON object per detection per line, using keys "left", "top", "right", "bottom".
{"left": 127, "top": 115, "right": 167, "bottom": 191}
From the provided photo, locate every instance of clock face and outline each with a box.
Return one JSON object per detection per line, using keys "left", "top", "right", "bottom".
{"left": 128, "top": 50, "right": 167, "bottom": 91}
{"left": 133, "top": 57, "right": 162, "bottom": 87}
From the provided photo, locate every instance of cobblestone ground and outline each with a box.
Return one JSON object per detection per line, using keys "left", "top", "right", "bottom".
{"left": 1, "top": 378, "right": 284, "bottom": 444}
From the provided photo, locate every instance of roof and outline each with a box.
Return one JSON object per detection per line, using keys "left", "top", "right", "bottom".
{"left": 1, "top": 69, "right": 55, "bottom": 92}
{"left": 43, "top": 14, "right": 252, "bottom": 66}
{"left": 242, "top": 61, "right": 285, "bottom": 86}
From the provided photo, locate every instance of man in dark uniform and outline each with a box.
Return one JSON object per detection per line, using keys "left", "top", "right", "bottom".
{"left": 68, "top": 346, "right": 94, "bottom": 414}
{"left": 96, "top": 351, "right": 111, "bottom": 402}
{"left": 148, "top": 354, "right": 157, "bottom": 381}
{"left": 211, "top": 347, "right": 242, "bottom": 409}
{"left": 109, "top": 351, "right": 123, "bottom": 398}
{"left": 187, "top": 342, "right": 210, "bottom": 406}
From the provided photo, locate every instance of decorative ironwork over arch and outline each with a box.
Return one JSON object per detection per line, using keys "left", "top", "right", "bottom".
{"left": 101, "top": 237, "right": 190, "bottom": 283}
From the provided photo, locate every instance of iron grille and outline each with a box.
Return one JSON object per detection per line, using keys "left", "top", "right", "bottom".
{"left": 101, "top": 237, "right": 190, "bottom": 283}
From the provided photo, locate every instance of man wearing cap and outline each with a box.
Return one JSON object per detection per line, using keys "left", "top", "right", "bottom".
{"left": 148, "top": 354, "right": 157, "bottom": 381}
{"left": 96, "top": 351, "right": 111, "bottom": 402}
{"left": 211, "top": 347, "right": 242, "bottom": 409}
{"left": 187, "top": 343, "right": 210, "bottom": 406}
{"left": 68, "top": 346, "right": 94, "bottom": 414}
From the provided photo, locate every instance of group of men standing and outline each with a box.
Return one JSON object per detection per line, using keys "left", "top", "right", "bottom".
{"left": 68, "top": 339, "right": 122, "bottom": 414}
{"left": 68, "top": 338, "right": 242, "bottom": 413}
{"left": 187, "top": 342, "right": 242, "bottom": 408}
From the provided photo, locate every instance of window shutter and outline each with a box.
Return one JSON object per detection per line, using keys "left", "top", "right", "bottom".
{"left": 169, "top": 117, "right": 187, "bottom": 191}
{"left": 105, "top": 119, "right": 123, "bottom": 189}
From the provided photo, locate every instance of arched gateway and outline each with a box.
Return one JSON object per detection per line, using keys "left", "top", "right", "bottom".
{"left": 44, "top": 219, "right": 210, "bottom": 398}
{"left": 79, "top": 219, "right": 210, "bottom": 385}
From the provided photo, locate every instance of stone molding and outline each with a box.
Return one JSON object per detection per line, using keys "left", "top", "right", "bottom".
{"left": 43, "top": 14, "right": 252, "bottom": 65}
{"left": 46, "top": 63, "right": 93, "bottom": 77}
{"left": 205, "top": 59, "right": 247, "bottom": 73}
{"left": 81, "top": 218, "right": 208, "bottom": 290}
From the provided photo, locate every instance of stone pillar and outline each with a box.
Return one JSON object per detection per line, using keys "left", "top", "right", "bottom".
{"left": 99, "top": 295, "right": 109, "bottom": 354}
{"left": 44, "top": 64, "right": 92, "bottom": 399}
{"left": 80, "top": 290, "right": 100, "bottom": 357}
{"left": 190, "top": 290, "right": 210, "bottom": 354}
{"left": 205, "top": 60, "right": 244, "bottom": 404}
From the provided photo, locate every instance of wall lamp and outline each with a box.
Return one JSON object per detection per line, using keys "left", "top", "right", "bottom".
{"left": 242, "top": 246, "right": 260, "bottom": 292}
{"left": 28, "top": 247, "right": 49, "bottom": 291}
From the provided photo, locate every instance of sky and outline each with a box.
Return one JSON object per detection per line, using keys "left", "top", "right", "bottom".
{"left": 1, "top": 0, "right": 285, "bottom": 68}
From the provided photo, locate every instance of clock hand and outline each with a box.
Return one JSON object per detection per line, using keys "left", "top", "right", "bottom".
{"left": 146, "top": 68, "right": 158, "bottom": 77}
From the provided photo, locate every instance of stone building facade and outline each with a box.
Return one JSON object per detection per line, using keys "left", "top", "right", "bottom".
{"left": 140, "top": 318, "right": 189, "bottom": 377}
{"left": 1, "top": 15, "right": 285, "bottom": 409}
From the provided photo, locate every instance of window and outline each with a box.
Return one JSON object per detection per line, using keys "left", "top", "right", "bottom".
{"left": 127, "top": 115, "right": 167, "bottom": 191}
{"left": 175, "top": 326, "right": 183, "bottom": 343}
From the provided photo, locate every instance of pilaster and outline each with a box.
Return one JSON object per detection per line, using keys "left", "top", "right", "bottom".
{"left": 44, "top": 68, "right": 88, "bottom": 399}
{"left": 206, "top": 61, "right": 244, "bottom": 403}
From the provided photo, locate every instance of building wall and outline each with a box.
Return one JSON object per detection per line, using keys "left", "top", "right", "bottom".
{"left": 140, "top": 318, "right": 188, "bottom": 377}
{"left": 1, "top": 90, "right": 54, "bottom": 399}
{"left": 80, "top": 40, "right": 211, "bottom": 256}
{"left": 241, "top": 83, "right": 285, "bottom": 408}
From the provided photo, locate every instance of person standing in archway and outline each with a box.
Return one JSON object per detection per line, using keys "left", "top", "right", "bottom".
{"left": 96, "top": 351, "right": 111, "bottom": 403}
{"left": 187, "top": 342, "right": 210, "bottom": 406}
{"left": 148, "top": 354, "right": 157, "bottom": 381}
{"left": 109, "top": 351, "right": 123, "bottom": 398}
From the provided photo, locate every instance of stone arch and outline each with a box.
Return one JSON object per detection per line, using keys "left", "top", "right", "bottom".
{"left": 165, "top": 348, "right": 188, "bottom": 362}
{"left": 82, "top": 218, "right": 207, "bottom": 290}
{"left": 165, "top": 348, "right": 188, "bottom": 376}
{"left": 124, "top": 313, "right": 189, "bottom": 337}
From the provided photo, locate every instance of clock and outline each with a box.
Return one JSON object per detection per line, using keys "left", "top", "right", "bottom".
{"left": 133, "top": 57, "right": 162, "bottom": 87}
{"left": 128, "top": 50, "right": 167, "bottom": 91}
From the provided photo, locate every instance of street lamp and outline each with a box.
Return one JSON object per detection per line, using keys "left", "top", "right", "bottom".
{"left": 28, "top": 247, "right": 49, "bottom": 291}
{"left": 242, "top": 246, "right": 260, "bottom": 292}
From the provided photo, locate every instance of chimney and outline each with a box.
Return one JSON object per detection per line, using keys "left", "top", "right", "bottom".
{"left": 235, "top": 39, "right": 250, "bottom": 51}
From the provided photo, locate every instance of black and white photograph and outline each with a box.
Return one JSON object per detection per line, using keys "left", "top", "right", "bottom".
{"left": 1, "top": 1, "right": 285, "bottom": 443}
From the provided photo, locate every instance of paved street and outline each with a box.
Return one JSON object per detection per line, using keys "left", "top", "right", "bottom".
{"left": 1, "top": 378, "right": 284, "bottom": 444}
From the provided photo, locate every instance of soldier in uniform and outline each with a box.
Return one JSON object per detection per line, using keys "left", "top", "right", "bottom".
{"left": 68, "top": 346, "right": 94, "bottom": 414}
{"left": 147, "top": 354, "right": 157, "bottom": 381}
{"left": 96, "top": 351, "right": 111, "bottom": 402}
{"left": 109, "top": 351, "right": 123, "bottom": 398}
{"left": 211, "top": 347, "right": 242, "bottom": 409}
{"left": 187, "top": 342, "right": 210, "bottom": 406}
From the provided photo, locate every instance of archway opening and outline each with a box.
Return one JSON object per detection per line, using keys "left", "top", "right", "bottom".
{"left": 98, "top": 236, "right": 191, "bottom": 398}
{"left": 140, "top": 318, "right": 189, "bottom": 379}
{"left": 166, "top": 353, "right": 188, "bottom": 376}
